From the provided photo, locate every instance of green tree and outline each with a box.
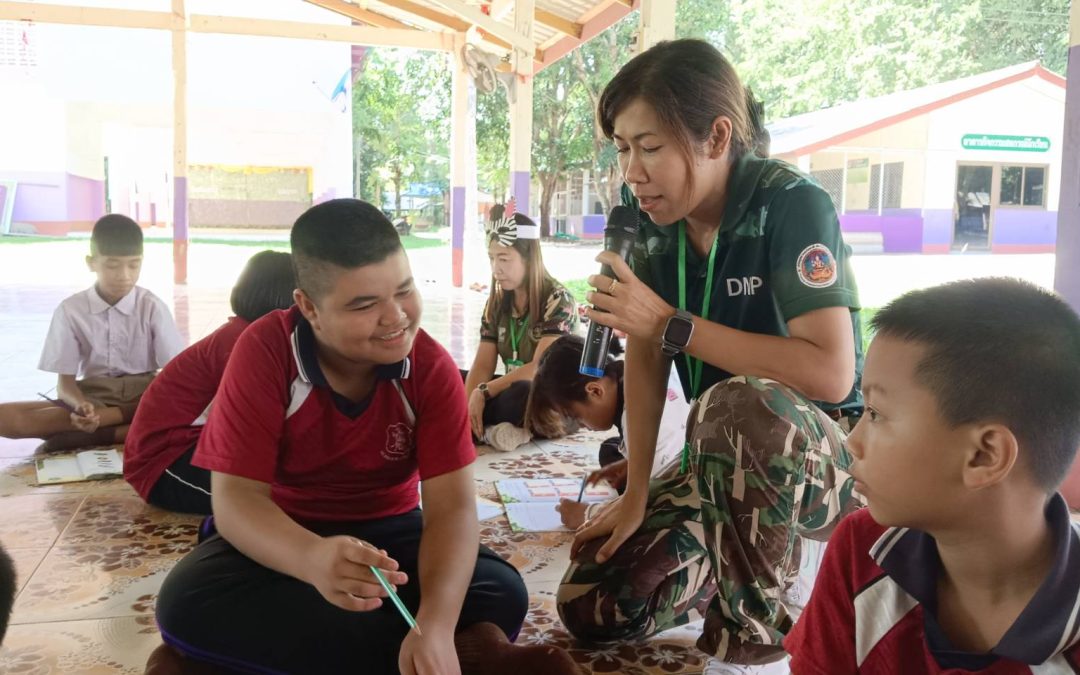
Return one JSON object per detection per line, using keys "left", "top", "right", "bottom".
{"left": 476, "top": 89, "right": 510, "bottom": 201}
{"left": 533, "top": 59, "right": 592, "bottom": 236}
{"left": 571, "top": 14, "right": 636, "bottom": 216}
{"left": 718, "top": 0, "right": 1069, "bottom": 120}
{"left": 353, "top": 49, "right": 450, "bottom": 215}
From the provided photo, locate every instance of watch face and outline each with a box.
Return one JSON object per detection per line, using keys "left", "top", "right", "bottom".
{"left": 665, "top": 316, "right": 693, "bottom": 347}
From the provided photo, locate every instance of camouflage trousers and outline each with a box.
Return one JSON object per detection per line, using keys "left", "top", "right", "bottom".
{"left": 556, "top": 376, "right": 864, "bottom": 665}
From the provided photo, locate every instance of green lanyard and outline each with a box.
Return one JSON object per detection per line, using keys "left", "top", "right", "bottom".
{"left": 678, "top": 222, "right": 720, "bottom": 472}
{"left": 507, "top": 314, "right": 528, "bottom": 368}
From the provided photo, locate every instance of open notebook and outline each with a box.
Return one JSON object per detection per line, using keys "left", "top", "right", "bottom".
{"left": 35, "top": 448, "right": 123, "bottom": 485}
{"left": 495, "top": 478, "right": 617, "bottom": 532}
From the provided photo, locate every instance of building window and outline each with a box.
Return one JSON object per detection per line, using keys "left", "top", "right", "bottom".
{"left": 999, "top": 165, "right": 1046, "bottom": 208}
{"left": 869, "top": 161, "right": 904, "bottom": 211}
{"left": 810, "top": 168, "right": 843, "bottom": 215}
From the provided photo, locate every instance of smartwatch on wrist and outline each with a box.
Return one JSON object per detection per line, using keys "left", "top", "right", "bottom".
{"left": 477, "top": 382, "right": 492, "bottom": 400}
{"left": 661, "top": 310, "right": 695, "bottom": 357}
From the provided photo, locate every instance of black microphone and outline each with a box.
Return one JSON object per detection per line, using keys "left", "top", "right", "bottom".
{"left": 580, "top": 205, "right": 640, "bottom": 377}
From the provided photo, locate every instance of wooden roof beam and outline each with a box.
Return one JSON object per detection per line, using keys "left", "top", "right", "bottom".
{"left": 536, "top": 0, "right": 638, "bottom": 72}
{"left": 427, "top": 0, "right": 535, "bottom": 52}
{"left": 0, "top": 1, "right": 178, "bottom": 30}
{"left": 191, "top": 13, "right": 449, "bottom": 49}
{"left": 304, "top": 0, "right": 411, "bottom": 30}
{"left": 536, "top": 8, "right": 582, "bottom": 38}
{"left": 375, "top": 0, "right": 523, "bottom": 55}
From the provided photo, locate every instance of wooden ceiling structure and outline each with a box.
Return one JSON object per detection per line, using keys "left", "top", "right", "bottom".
{"left": 0, "top": 0, "right": 674, "bottom": 285}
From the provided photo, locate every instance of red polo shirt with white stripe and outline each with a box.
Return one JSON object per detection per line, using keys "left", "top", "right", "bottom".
{"left": 785, "top": 496, "right": 1080, "bottom": 674}
{"left": 192, "top": 307, "right": 475, "bottom": 523}
{"left": 125, "top": 316, "right": 250, "bottom": 500}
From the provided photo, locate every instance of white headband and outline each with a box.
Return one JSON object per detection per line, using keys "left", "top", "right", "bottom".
{"left": 485, "top": 197, "right": 538, "bottom": 245}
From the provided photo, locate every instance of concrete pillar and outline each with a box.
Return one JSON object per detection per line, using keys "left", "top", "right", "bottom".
{"left": 449, "top": 33, "right": 477, "bottom": 288}
{"left": 1057, "top": 1, "right": 1080, "bottom": 508}
{"left": 1055, "top": 0, "right": 1080, "bottom": 307}
{"left": 508, "top": 0, "right": 534, "bottom": 218}
{"left": 171, "top": 0, "right": 188, "bottom": 285}
{"left": 639, "top": 0, "right": 676, "bottom": 51}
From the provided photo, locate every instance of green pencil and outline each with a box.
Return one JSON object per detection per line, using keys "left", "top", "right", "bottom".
{"left": 370, "top": 565, "right": 422, "bottom": 636}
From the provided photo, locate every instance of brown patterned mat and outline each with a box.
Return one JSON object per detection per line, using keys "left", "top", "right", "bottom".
{"left": 0, "top": 432, "right": 709, "bottom": 674}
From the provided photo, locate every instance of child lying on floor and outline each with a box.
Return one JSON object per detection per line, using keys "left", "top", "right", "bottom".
{"left": 525, "top": 334, "right": 689, "bottom": 529}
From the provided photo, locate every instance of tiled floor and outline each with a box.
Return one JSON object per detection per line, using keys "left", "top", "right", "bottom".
{"left": 0, "top": 253, "right": 708, "bottom": 674}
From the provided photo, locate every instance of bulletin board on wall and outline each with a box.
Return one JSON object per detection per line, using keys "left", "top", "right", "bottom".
{"left": 0, "top": 181, "right": 16, "bottom": 235}
{"left": 188, "top": 165, "right": 312, "bottom": 229}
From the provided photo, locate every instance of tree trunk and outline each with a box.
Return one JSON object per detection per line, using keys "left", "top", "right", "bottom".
{"left": 538, "top": 171, "right": 559, "bottom": 238}
{"left": 392, "top": 166, "right": 403, "bottom": 217}
{"left": 573, "top": 42, "right": 620, "bottom": 216}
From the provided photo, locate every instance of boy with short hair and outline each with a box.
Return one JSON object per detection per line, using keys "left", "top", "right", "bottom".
{"left": 152, "top": 199, "right": 579, "bottom": 675}
{"left": 785, "top": 278, "right": 1080, "bottom": 673}
{"left": 0, "top": 214, "right": 184, "bottom": 450}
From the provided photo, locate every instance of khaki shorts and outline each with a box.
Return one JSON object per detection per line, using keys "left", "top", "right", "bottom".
{"left": 76, "top": 372, "right": 156, "bottom": 409}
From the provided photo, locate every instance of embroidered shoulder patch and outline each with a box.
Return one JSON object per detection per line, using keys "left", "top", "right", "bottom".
{"left": 796, "top": 244, "right": 838, "bottom": 288}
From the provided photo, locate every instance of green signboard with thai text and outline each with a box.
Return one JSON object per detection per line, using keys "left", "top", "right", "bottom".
{"left": 961, "top": 134, "right": 1051, "bottom": 152}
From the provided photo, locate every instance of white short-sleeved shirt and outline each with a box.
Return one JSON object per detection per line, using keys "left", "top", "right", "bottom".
{"left": 38, "top": 285, "right": 185, "bottom": 378}
{"left": 620, "top": 385, "right": 692, "bottom": 476}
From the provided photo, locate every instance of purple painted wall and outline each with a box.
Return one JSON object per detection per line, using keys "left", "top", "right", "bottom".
{"left": 1, "top": 171, "right": 106, "bottom": 226}
{"left": 993, "top": 210, "right": 1058, "bottom": 246}
{"left": 66, "top": 174, "right": 106, "bottom": 222}
{"left": 839, "top": 209, "right": 923, "bottom": 253}
{"left": 3, "top": 171, "right": 68, "bottom": 222}
{"left": 173, "top": 176, "right": 189, "bottom": 241}
{"left": 582, "top": 214, "right": 605, "bottom": 238}
{"left": 511, "top": 171, "right": 530, "bottom": 219}
{"left": 451, "top": 185, "right": 466, "bottom": 287}
{"left": 921, "top": 209, "right": 954, "bottom": 251}
{"left": 451, "top": 186, "right": 465, "bottom": 250}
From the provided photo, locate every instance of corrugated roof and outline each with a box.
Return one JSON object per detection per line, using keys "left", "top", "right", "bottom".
{"left": 767, "top": 61, "right": 1066, "bottom": 156}
{"left": 335, "top": 0, "right": 635, "bottom": 69}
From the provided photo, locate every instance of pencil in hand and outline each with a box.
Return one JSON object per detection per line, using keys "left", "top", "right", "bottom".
{"left": 576, "top": 473, "right": 589, "bottom": 502}
{"left": 37, "top": 393, "right": 78, "bottom": 415}
{"left": 370, "top": 565, "right": 422, "bottom": 636}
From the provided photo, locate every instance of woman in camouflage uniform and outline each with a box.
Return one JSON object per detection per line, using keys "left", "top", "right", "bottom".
{"left": 558, "top": 39, "right": 866, "bottom": 674}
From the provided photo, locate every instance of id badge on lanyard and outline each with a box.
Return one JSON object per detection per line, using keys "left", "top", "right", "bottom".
{"left": 507, "top": 315, "right": 528, "bottom": 373}
{"left": 678, "top": 222, "right": 719, "bottom": 474}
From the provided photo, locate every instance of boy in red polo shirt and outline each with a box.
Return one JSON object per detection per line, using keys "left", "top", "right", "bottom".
{"left": 124, "top": 250, "right": 295, "bottom": 514}
{"left": 785, "top": 278, "right": 1080, "bottom": 674}
{"left": 152, "top": 200, "right": 578, "bottom": 675}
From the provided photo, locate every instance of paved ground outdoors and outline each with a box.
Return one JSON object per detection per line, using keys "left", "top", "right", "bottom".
{"left": 0, "top": 232, "right": 1060, "bottom": 674}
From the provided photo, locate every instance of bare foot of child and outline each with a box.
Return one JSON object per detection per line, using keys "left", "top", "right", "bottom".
{"left": 556, "top": 499, "right": 588, "bottom": 529}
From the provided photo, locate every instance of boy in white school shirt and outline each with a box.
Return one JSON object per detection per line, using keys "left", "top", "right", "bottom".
{"left": 0, "top": 214, "right": 184, "bottom": 450}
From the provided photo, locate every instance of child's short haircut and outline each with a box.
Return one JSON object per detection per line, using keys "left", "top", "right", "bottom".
{"left": 0, "top": 542, "right": 15, "bottom": 645}
{"left": 526, "top": 335, "right": 624, "bottom": 436}
{"left": 90, "top": 214, "right": 143, "bottom": 257}
{"left": 230, "top": 250, "right": 295, "bottom": 322}
{"left": 290, "top": 199, "right": 401, "bottom": 300}
{"left": 871, "top": 277, "right": 1080, "bottom": 491}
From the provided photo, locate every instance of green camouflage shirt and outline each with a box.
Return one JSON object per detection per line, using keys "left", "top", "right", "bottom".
{"left": 480, "top": 281, "right": 578, "bottom": 371}
{"left": 625, "top": 153, "right": 864, "bottom": 415}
